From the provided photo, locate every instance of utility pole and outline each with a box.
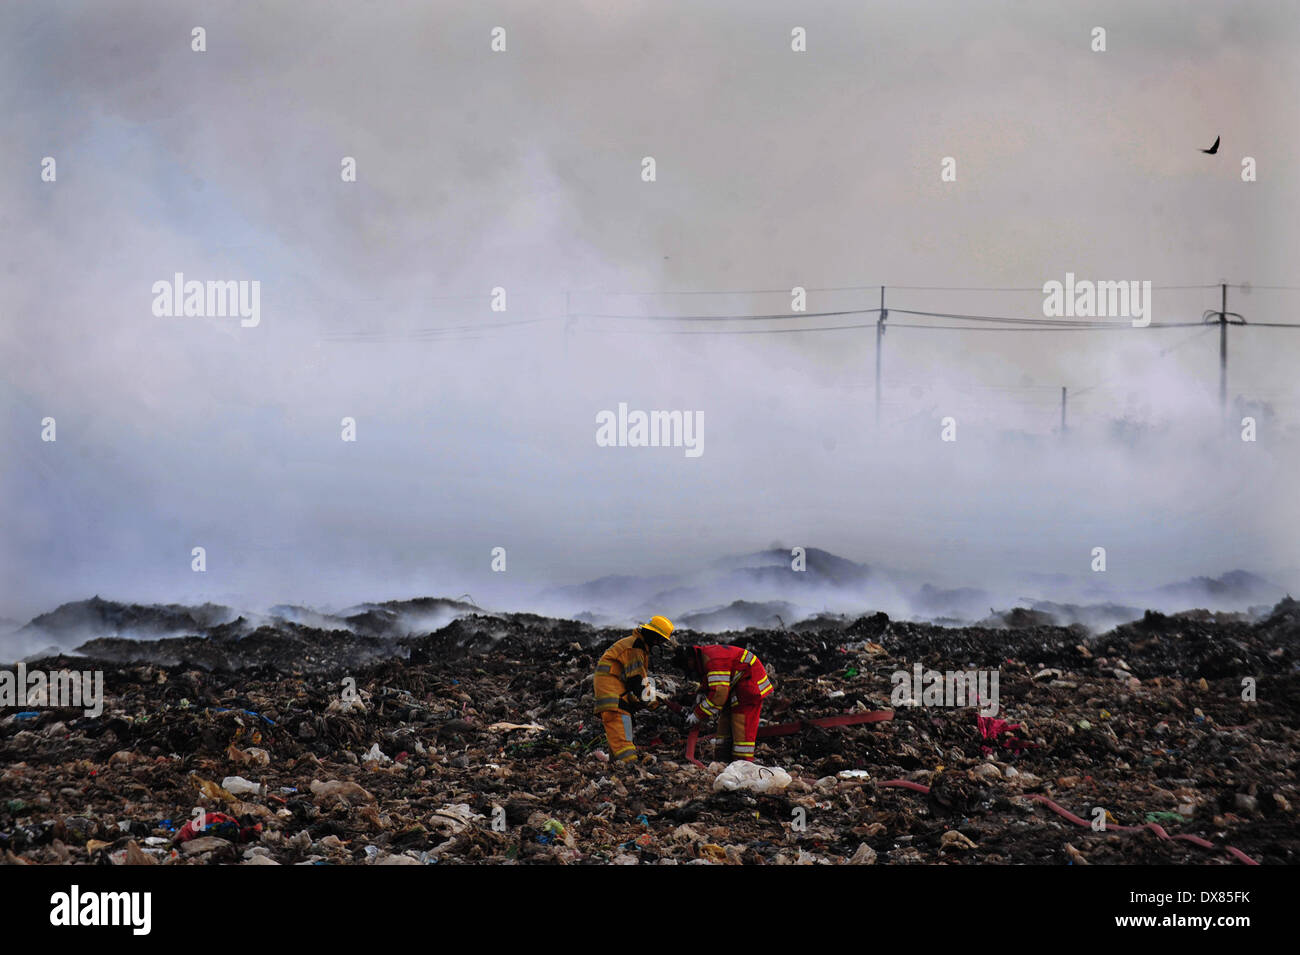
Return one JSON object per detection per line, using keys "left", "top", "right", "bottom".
{"left": 1206, "top": 284, "right": 1246, "bottom": 422}
{"left": 1196, "top": 281, "right": 1248, "bottom": 423}
{"left": 1219, "top": 283, "right": 1227, "bottom": 417}
{"left": 875, "top": 286, "right": 887, "bottom": 426}
{"left": 1060, "top": 386, "right": 1067, "bottom": 435}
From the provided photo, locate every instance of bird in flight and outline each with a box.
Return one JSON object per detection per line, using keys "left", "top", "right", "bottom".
{"left": 1201, "top": 135, "right": 1220, "bottom": 155}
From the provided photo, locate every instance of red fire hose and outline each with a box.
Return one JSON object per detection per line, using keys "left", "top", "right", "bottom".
{"left": 675, "top": 703, "right": 1259, "bottom": 865}
{"left": 875, "top": 780, "right": 1260, "bottom": 865}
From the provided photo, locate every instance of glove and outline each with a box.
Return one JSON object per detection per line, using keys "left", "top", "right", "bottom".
{"left": 685, "top": 712, "right": 700, "bottom": 726}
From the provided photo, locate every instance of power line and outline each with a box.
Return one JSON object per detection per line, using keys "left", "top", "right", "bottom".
{"left": 578, "top": 321, "right": 881, "bottom": 336}
{"left": 891, "top": 307, "right": 1130, "bottom": 327}
{"left": 570, "top": 302, "right": 1261, "bottom": 328}
{"left": 891, "top": 283, "right": 1221, "bottom": 292}
{"left": 572, "top": 307, "right": 883, "bottom": 322}
{"left": 579, "top": 320, "right": 1209, "bottom": 337}
{"left": 571, "top": 307, "right": 1211, "bottom": 329}
{"left": 882, "top": 321, "right": 1204, "bottom": 332}
{"left": 582, "top": 281, "right": 1229, "bottom": 296}
{"left": 315, "top": 284, "right": 1300, "bottom": 343}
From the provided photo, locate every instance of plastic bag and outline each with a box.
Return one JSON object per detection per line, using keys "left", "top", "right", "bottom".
{"left": 712, "top": 760, "right": 792, "bottom": 793}
{"left": 221, "top": 775, "right": 263, "bottom": 796}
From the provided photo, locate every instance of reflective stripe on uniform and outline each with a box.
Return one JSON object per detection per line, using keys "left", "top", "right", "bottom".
{"left": 613, "top": 713, "right": 637, "bottom": 762}
{"left": 595, "top": 664, "right": 613, "bottom": 674}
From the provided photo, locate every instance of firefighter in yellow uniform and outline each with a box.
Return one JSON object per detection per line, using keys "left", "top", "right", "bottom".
{"left": 593, "top": 615, "right": 675, "bottom": 764}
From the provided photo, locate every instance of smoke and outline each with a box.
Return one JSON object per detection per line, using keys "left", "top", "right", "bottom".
{"left": 1, "top": 1, "right": 1297, "bottom": 622}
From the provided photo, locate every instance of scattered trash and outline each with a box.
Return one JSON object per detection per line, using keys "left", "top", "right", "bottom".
{"left": 939, "top": 830, "right": 978, "bottom": 852}
{"left": 977, "top": 714, "right": 1028, "bottom": 753}
{"left": 847, "top": 843, "right": 877, "bottom": 865}
{"left": 1145, "top": 811, "right": 1188, "bottom": 824}
{"left": 193, "top": 777, "right": 238, "bottom": 805}
{"left": 174, "top": 811, "right": 259, "bottom": 845}
{"left": 2, "top": 595, "right": 1294, "bottom": 865}
{"left": 697, "top": 843, "right": 728, "bottom": 863}
{"left": 309, "top": 779, "right": 375, "bottom": 803}
{"left": 1064, "top": 843, "right": 1090, "bottom": 865}
{"left": 488, "top": 721, "right": 545, "bottom": 733}
{"left": 428, "top": 803, "right": 483, "bottom": 835}
{"left": 713, "top": 761, "right": 793, "bottom": 794}
{"left": 542, "top": 819, "right": 566, "bottom": 839}
{"left": 221, "top": 776, "right": 263, "bottom": 797}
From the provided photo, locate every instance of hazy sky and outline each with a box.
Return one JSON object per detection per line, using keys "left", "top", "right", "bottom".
{"left": 2, "top": 1, "right": 1297, "bottom": 620}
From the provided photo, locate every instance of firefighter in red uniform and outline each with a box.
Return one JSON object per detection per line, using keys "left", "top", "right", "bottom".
{"left": 676, "top": 644, "right": 775, "bottom": 762}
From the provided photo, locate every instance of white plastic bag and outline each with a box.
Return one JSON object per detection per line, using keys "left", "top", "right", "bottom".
{"left": 712, "top": 760, "right": 793, "bottom": 793}
{"left": 220, "top": 775, "right": 262, "bottom": 796}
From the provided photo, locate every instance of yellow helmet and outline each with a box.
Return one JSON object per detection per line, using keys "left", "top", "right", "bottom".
{"left": 638, "top": 615, "right": 675, "bottom": 645}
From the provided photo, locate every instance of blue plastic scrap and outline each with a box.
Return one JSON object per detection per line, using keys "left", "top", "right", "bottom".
{"left": 207, "top": 707, "right": 277, "bottom": 726}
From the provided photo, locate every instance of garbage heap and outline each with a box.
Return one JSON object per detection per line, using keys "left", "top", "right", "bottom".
{"left": 2, "top": 599, "right": 1297, "bottom": 864}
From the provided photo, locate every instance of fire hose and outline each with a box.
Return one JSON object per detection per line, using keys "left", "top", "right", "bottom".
{"left": 874, "top": 782, "right": 1260, "bottom": 865}
{"left": 671, "top": 702, "right": 1259, "bottom": 865}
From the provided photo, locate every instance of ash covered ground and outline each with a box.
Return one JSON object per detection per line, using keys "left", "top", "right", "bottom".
{"left": 2, "top": 597, "right": 1298, "bottom": 865}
